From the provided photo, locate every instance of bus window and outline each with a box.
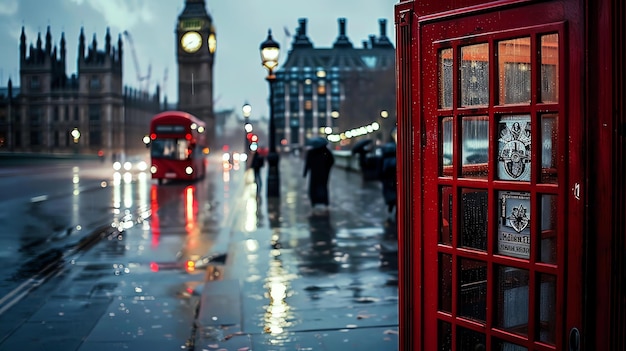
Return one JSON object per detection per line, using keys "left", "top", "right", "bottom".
{"left": 151, "top": 139, "right": 191, "bottom": 160}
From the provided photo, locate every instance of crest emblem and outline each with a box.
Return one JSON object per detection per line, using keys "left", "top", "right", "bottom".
{"left": 508, "top": 203, "right": 530, "bottom": 233}
{"left": 498, "top": 118, "right": 531, "bottom": 180}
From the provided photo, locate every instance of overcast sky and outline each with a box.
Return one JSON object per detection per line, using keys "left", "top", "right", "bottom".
{"left": 0, "top": 0, "right": 397, "bottom": 118}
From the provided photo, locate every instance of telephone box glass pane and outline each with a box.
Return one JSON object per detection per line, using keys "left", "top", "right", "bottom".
{"left": 440, "top": 186, "right": 453, "bottom": 245}
{"left": 439, "top": 253, "right": 453, "bottom": 312}
{"left": 495, "top": 266, "right": 529, "bottom": 336}
{"left": 457, "top": 326, "right": 486, "bottom": 351}
{"left": 438, "top": 320, "right": 452, "bottom": 350}
{"left": 541, "top": 114, "right": 558, "bottom": 183}
{"left": 539, "top": 194, "right": 558, "bottom": 264}
{"left": 461, "top": 188, "right": 488, "bottom": 251}
{"left": 498, "top": 37, "right": 531, "bottom": 104}
{"left": 541, "top": 34, "right": 559, "bottom": 103}
{"left": 494, "top": 339, "right": 528, "bottom": 351}
{"left": 538, "top": 273, "right": 557, "bottom": 344}
{"left": 462, "top": 116, "right": 489, "bottom": 178}
{"left": 460, "top": 43, "right": 489, "bottom": 107}
{"left": 458, "top": 258, "right": 487, "bottom": 322}
{"left": 498, "top": 191, "right": 531, "bottom": 259}
{"left": 439, "top": 48, "right": 453, "bottom": 108}
{"left": 497, "top": 115, "right": 531, "bottom": 182}
{"left": 441, "top": 117, "right": 454, "bottom": 176}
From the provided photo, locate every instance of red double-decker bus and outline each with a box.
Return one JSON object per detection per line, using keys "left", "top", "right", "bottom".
{"left": 148, "top": 111, "right": 208, "bottom": 184}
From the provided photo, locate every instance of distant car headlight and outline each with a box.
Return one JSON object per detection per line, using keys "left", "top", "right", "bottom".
{"left": 113, "top": 161, "right": 122, "bottom": 171}
{"left": 137, "top": 161, "right": 148, "bottom": 171}
{"left": 123, "top": 161, "right": 132, "bottom": 171}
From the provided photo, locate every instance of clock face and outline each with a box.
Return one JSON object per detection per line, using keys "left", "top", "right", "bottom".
{"left": 208, "top": 33, "right": 217, "bottom": 54}
{"left": 181, "top": 31, "right": 202, "bottom": 53}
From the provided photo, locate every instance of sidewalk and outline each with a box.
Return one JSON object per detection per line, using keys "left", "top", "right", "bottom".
{"left": 194, "top": 154, "right": 399, "bottom": 350}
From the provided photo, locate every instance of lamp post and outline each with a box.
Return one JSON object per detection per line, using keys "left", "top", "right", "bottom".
{"left": 260, "top": 29, "right": 280, "bottom": 197}
{"left": 242, "top": 102, "right": 251, "bottom": 155}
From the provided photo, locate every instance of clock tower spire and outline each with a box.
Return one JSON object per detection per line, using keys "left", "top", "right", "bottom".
{"left": 176, "top": 0, "right": 216, "bottom": 146}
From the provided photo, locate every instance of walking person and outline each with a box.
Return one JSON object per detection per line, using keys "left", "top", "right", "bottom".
{"left": 303, "top": 138, "right": 335, "bottom": 211}
{"left": 379, "top": 127, "right": 398, "bottom": 219}
{"left": 250, "top": 149, "right": 265, "bottom": 191}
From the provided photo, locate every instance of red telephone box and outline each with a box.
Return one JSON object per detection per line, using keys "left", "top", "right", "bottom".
{"left": 394, "top": 0, "right": 625, "bottom": 350}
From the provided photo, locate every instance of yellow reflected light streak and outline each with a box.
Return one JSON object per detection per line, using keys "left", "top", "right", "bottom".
{"left": 71, "top": 167, "right": 80, "bottom": 225}
{"left": 263, "top": 258, "right": 294, "bottom": 339}
{"left": 113, "top": 172, "right": 121, "bottom": 209}
{"left": 246, "top": 239, "right": 259, "bottom": 252}
{"left": 244, "top": 196, "right": 258, "bottom": 232}
{"left": 123, "top": 173, "right": 133, "bottom": 209}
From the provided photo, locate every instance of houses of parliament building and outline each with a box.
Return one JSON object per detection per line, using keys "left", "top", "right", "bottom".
{"left": 0, "top": 25, "right": 162, "bottom": 159}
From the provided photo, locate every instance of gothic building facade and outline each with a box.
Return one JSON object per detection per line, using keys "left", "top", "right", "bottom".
{"left": 0, "top": 26, "right": 161, "bottom": 159}
{"left": 275, "top": 18, "right": 396, "bottom": 150}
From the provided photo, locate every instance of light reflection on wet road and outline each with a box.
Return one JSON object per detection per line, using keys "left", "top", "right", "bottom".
{"left": 0, "top": 154, "right": 398, "bottom": 350}
{"left": 199, "top": 155, "right": 399, "bottom": 350}
{"left": 0, "top": 155, "right": 246, "bottom": 350}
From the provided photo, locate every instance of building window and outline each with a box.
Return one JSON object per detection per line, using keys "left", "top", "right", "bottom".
{"left": 90, "top": 76, "right": 101, "bottom": 90}
{"left": 290, "top": 100, "right": 299, "bottom": 114}
{"left": 89, "top": 104, "right": 101, "bottom": 147}
{"left": 317, "top": 81, "right": 327, "bottom": 95}
{"left": 89, "top": 130, "right": 102, "bottom": 146}
{"left": 30, "top": 76, "right": 41, "bottom": 91}
{"left": 30, "top": 107, "right": 43, "bottom": 126}
{"left": 290, "top": 81, "right": 299, "bottom": 94}
{"left": 30, "top": 131, "right": 41, "bottom": 146}
{"left": 14, "top": 131, "right": 21, "bottom": 147}
{"left": 89, "top": 104, "right": 100, "bottom": 122}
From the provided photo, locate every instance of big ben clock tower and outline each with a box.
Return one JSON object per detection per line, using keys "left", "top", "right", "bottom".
{"left": 176, "top": 0, "right": 216, "bottom": 144}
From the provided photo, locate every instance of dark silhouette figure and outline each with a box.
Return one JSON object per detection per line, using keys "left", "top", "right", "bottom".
{"left": 250, "top": 151, "right": 265, "bottom": 189}
{"left": 303, "top": 145, "right": 335, "bottom": 207}
{"left": 379, "top": 142, "right": 397, "bottom": 215}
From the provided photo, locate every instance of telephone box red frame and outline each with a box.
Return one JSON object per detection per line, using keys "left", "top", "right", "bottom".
{"left": 394, "top": 0, "right": 625, "bottom": 350}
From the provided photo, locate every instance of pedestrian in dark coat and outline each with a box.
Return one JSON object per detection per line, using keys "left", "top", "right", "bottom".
{"left": 250, "top": 150, "right": 265, "bottom": 188}
{"left": 380, "top": 126, "right": 398, "bottom": 217}
{"left": 303, "top": 145, "right": 335, "bottom": 207}
{"left": 379, "top": 142, "right": 397, "bottom": 214}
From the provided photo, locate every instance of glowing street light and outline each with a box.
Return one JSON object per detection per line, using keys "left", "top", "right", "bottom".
{"left": 260, "top": 29, "right": 280, "bottom": 197}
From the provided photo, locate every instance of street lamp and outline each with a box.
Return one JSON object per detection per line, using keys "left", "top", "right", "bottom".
{"left": 71, "top": 128, "right": 81, "bottom": 154}
{"left": 71, "top": 128, "right": 81, "bottom": 143}
{"left": 242, "top": 102, "right": 251, "bottom": 154}
{"left": 260, "top": 29, "right": 280, "bottom": 197}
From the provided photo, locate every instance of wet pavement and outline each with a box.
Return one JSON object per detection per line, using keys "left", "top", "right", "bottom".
{"left": 194, "top": 153, "right": 399, "bottom": 350}
{"left": 0, "top": 152, "right": 398, "bottom": 351}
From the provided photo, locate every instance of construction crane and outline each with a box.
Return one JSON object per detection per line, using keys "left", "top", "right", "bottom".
{"left": 122, "top": 30, "right": 151, "bottom": 92}
{"left": 162, "top": 67, "right": 168, "bottom": 97}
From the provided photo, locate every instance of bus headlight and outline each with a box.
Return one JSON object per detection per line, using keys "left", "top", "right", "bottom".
{"left": 150, "top": 165, "right": 157, "bottom": 174}
{"left": 185, "top": 166, "right": 193, "bottom": 175}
